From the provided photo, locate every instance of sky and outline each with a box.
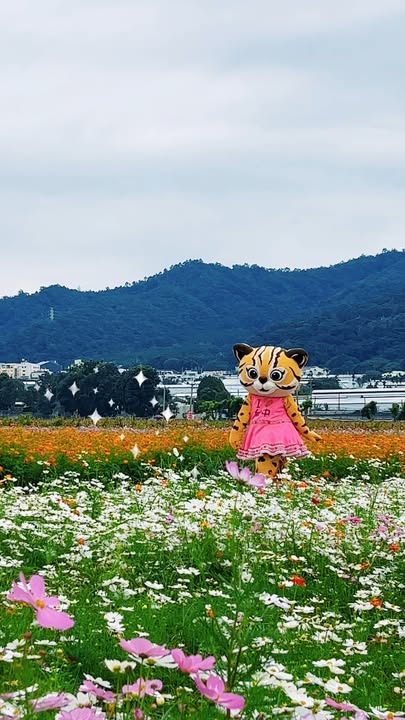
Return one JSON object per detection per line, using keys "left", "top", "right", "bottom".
{"left": 1, "top": 0, "right": 405, "bottom": 298}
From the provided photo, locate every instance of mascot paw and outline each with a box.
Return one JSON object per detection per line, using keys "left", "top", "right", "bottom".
{"left": 308, "top": 431, "right": 322, "bottom": 442}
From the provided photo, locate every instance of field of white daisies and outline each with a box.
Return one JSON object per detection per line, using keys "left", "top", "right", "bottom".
{"left": 1, "top": 446, "right": 404, "bottom": 719}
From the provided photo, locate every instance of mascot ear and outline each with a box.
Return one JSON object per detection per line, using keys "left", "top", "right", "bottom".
{"left": 233, "top": 343, "right": 254, "bottom": 362}
{"left": 285, "top": 348, "right": 308, "bottom": 368}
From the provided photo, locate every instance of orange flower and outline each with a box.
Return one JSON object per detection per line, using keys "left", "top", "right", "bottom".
{"left": 388, "top": 543, "right": 400, "bottom": 552}
{"left": 369, "top": 597, "right": 383, "bottom": 608}
{"left": 290, "top": 575, "right": 306, "bottom": 586}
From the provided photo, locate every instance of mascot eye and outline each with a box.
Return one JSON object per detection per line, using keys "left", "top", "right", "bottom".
{"left": 247, "top": 368, "right": 258, "bottom": 380}
{"left": 270, "top": 369, "right": 284, "bottom": 382}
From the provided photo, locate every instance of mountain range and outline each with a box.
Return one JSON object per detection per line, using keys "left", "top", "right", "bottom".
{"left": 0, "top": 250, "right": 404, "bottom": 373}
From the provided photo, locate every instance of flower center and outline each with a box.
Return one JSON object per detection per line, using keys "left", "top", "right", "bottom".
{"left": 35, "top": 599, "right": 46, "bottom": 608}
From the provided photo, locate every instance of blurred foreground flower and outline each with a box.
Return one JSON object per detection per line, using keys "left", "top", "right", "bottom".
{"left": 7, "top": 574, "right": 74, "bottom": 631}
{"left": 225, "top": 460, "right": 267, "bottom": 488}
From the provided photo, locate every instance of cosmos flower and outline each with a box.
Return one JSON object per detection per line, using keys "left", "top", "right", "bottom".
{"left": 171, "top": 648, "right": 216, "bottom": 674}
{"left": 194, "top": 674, "right": 245, "bottom": 711}
{"left": 57, "top": 709, "right": 105, "bottom": 720}
{"left": 225, "top": 460, "right": 267, "bottom": 488}
{"left": 7, "top": 574, "right": 74, "bottom": 631}
{"left": 121, "top": 678, "right": 163, "bottom": 697}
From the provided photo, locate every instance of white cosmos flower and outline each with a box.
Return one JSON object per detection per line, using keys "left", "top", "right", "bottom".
{"left": 104, "top": 659, "right": 136, "bottom": 673}
{"left": 370, "top": 709, "right": 405, "bottom": 720}
{"left": 313, "top": 658, "right": 346, "bottom": 674}
{"left": 293, "top": 707, "right": 334, "bottom": 720}
{"left": 304, "top": 672, "right": 325, "bottom": 687}
{"left": 283, "top": 683, "right": 314, "bottom": 707}
{"left": 258, "top": 592, "right": 291, "bottom": 610}
{"left": 324, "top": 678, "right": 352, "bottom": 694}
{"left": 104, "top": 612, "right": 125, "bottom": 634}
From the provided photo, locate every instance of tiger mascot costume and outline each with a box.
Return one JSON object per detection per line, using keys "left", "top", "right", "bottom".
{"left": 229, "top": 343, "right": 321, "bottom": 477}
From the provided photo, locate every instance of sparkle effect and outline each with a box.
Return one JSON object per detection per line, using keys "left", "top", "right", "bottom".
{"left": 131, "top": 444, "right": 140, "bottom": 459}
{"left": 69, "top": 382, "right": 79, "bottom": 397}
{"left": 89, "top": 409, "right": 102, "bottom": 426}
{"left": 162, "top": 407, "right": 174, "bottom": 422}
{"left": 150, "top": 397, "right": 158, "bottom": 407}
{"left": 134, "top": 370, "right": 147, "bottom": 387}
{"left": 44, "top": 389, "right": 54, "bottom": 401}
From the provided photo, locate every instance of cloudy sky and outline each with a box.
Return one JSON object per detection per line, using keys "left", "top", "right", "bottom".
{"left": 1, "top": 0, "right": 405, "bottom": 297}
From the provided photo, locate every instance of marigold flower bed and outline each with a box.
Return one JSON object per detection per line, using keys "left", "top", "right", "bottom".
{"left": 0, "top": 421, "right": 404, "bottom": 465}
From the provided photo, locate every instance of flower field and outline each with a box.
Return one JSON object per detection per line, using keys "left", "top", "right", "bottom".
{"left": 0, "top": 421, "right": 404, "bottom": 719}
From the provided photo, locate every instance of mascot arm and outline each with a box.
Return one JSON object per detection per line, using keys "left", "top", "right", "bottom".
{"left": 229, "top": 395, "right": 251, "bottom": 451}
{"left": 284, "top": 395, "right": 321, "bottom": 442}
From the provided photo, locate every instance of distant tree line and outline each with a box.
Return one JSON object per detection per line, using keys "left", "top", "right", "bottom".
{"left": 0, "top": 362, "right": 169, "bottom": 419}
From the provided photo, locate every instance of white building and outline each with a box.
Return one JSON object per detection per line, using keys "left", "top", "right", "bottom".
{"left": 0, "top": 360, "right": 48, "bottom": 380}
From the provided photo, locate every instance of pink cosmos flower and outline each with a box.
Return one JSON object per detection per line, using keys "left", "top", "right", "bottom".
{"left": 122, "top": 678, "right": 163, "bottom": 698}
{"left": 326, "top": 699, "right": 359, "bottom": 712}
{"left": 57, "top": 709, "right": 105, "bottom": 720}
{"left": 171, "top": 648, "right": 215, "bottom": 674}
{"left": 119, "top": 637, "right": 169, "bottom": 659}
{"left": 30, "top": 693, "right": 72, "bottom": 712}
{"left": 194, "top": 674, "right": 245, "bottom": 711}
{"left": 225, "top": 460, "right": 267, "bottom": 488}
{"left": 79, "top": 681, "right": 115, "bottom": 703}
{"left": 7, "top": 573, "right": 74, "bottom": 631}
{"left": 326, "top": 698, "right": 369, "bottom": 720}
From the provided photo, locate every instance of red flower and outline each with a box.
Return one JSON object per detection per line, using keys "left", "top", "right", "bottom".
{"left": 290, "top": 575, "right": 306, "bottom": 587}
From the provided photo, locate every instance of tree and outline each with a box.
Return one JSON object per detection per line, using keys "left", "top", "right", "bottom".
{"left": 115, "top": 365, "right": 161, "bottom": 417}
{"left": 196, "top": 376, "right": 230, "bottom": 403}
{"left": 361, "top": 401, "right": 378, "bottom": 420}
{"left": 0, "top": 374, "right": 25, "bottom": 414}
{"left": 311, "top": 377, "right": 341, "bottom": 390}
{"left": 300, "top": 399, "right": 313, "bottom": 418}
{"left": 55, "top": 361, "right": 122, "bottom": 418}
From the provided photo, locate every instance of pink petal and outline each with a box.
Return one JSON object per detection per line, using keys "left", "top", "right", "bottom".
{"left": 36, "top": 607, "right": 74, "bottom": 630}
{"left": 198, "top": 655, "right": 216, "bottom": 671}
{"left": 171, "top": 648, "right": 185, "bottom": 665}
{"left": 7, "top": 582, "right": 35, "bottom": 607}
{"left": 248, "top": 473, "right": 267, "bottom": 488}
{"left": 225, "top": 460, "right": 239, "bottom": 479}
{"left": 120, "top": 637, "right": 168, "bottom": 657}
{"left": 194, "top": 675, "right": 218, "bottom": 701}
{"left": 219, "top": 692, "right": 245, "bottom": 710}
{"left": 29, "top": 575, "right": 46, "bottom": 599}
{"left": 147, "top": 679, "right": 163, "bottom": 693}
{"left": 239, "top": 467, "right": 252, "bottom": 482}
{"left": 206, "top": 675, "right": 225, "bottom": 695}
{"left": 46, "top": 595, "right": 61, "bottom": 606}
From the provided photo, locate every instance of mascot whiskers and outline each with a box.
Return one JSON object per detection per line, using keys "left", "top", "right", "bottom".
{"left": 229, "top": 344, "right": 321, "bottom": 478}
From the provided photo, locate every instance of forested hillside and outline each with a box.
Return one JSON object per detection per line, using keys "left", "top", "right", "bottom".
{"left": 0, "top": 250, "right": 404, "bottom": 372}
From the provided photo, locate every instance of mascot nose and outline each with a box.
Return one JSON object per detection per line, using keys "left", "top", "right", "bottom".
{"left": 259, "top": 376, "right": 268, "bottom": 385}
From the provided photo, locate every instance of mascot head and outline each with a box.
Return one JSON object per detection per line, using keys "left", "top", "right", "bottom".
{"left": 233, "top": 343, "right": 308, "bottom": 398}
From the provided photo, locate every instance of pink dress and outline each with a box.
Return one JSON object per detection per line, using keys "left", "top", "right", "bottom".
{"left": 237, "top": 395, "right": 309, "bottom": 460}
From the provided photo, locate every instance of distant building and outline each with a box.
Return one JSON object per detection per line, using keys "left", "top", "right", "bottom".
{"left": 0, "top": 359, "right": 51, "bottom": 380}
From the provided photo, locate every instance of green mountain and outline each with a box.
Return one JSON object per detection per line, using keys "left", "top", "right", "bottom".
{"left": 0, "top": 250, "right": 404, "bottom": 373}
